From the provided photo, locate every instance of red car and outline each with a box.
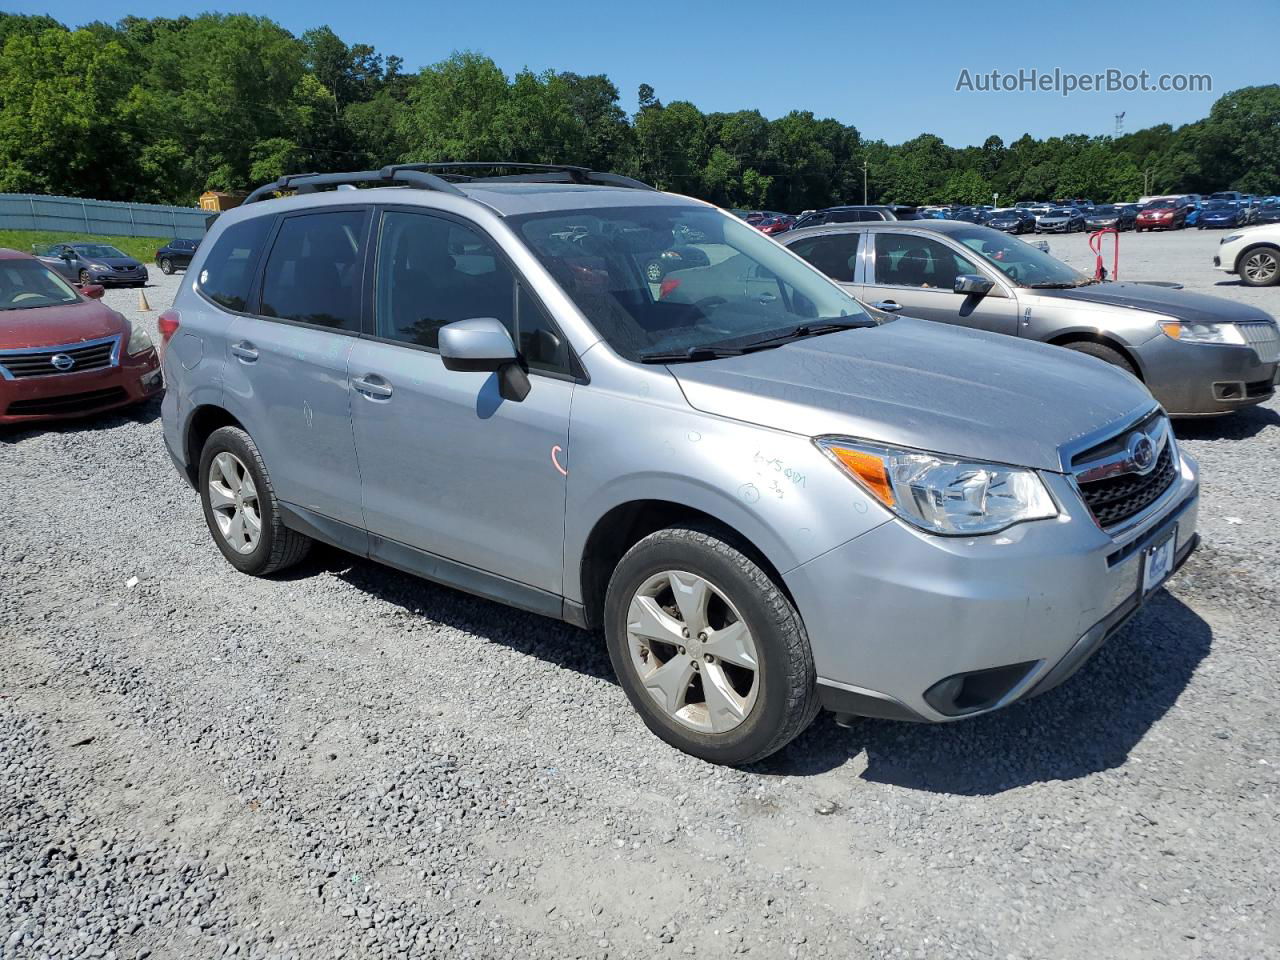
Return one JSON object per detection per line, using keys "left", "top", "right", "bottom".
{"left": 0, "top": 248, "right": 163, "bottom": 425}
{"left": 757, "top": 215, "right": 796, "bottom": 236}
{"left": 1135, "top": 199, "right": 1187, "bottom": 232}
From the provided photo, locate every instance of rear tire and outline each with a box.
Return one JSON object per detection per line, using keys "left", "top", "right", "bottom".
{"left": 1062, "top": 340, "right": 1138, "bottom": 378}
{"left": 198, "top": 426, "right": 311, "bottom": 576}
{"left": 604, "top": 525, "right": 819, "bottom": 765}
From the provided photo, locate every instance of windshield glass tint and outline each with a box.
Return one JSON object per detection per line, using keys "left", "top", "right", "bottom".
{"left": 0, "top": 259, "right": 81, "bottom": 310}
{"left": 510, "top": 205, "right": 867, "bottom": 360}
{"left": 951, "top": 227, "right": 1086, "bottom": 286}
{"left": 73, "top": 245, "right": 127, "bottom": 259}
{"left": 1091, "top": 206, "right": 1116, "bottom": 214}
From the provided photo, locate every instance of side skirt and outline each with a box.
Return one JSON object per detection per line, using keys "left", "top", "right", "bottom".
{"left": 278, "top": 502, "right": 575, "bottom": 626}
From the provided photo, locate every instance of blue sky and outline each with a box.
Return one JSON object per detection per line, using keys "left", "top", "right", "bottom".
{"left": 16, "top": 0, "right": 1279, "bottom": 146}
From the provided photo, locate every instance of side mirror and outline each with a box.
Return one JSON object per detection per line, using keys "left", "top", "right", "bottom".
{"left": 954, "top": 274, "right": 994, "bottom": 296}
{"left": 81, "top": 284, "right": 105, "bottom": 299}
{"left": 438, "top": 317, "right": 529, "bottom": 402}
{"left": 61, "top": 250, "right": 75, "bottom": 260}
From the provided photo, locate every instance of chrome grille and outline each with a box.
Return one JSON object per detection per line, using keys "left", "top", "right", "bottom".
{"left": 1070, "top": 412, "right": 1178, "bottom": 532}
{"left": 1239, "top": 321, "right": 1280, "bottom": 364}
{"left": 0, "top": 336, "right": 119, "bottom": 379}
{"left": 1078, "top": 444, "right": 1177, "bottom": 529}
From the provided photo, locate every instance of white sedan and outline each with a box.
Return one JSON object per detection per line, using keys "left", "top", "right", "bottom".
{"left": 1215, "top": 225, "right": 1280, "bottom": 287}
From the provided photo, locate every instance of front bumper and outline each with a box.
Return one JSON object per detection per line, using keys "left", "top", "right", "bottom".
{"left": 0, "top": 349, "right": 163, "bottom": 425}
{"left": 90, "top": 267, "right": 149, "bottom": 285}
{"left": 1133, "top": 335, "right": 1277, "bottom": 415}
{"left": 1037, "top": 222, "right": 1073, "bottom": 232}
{"left": 786, "top": 453, "right": 1200, "bottom": 723}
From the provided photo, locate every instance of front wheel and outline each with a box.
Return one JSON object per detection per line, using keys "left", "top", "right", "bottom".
{"left": 160, "top": 257, "right": 174, "bottom": 275}
{"left": 78, "top": 269, "right": 91, "bottom": 285}
{"left": 604, "top": 526, "right": 819, "bottom": 765}
{"left": 1239, "top": 246, "right": 1280, "bottom": 287}
{"left": 199, "top": 426, "right": 311, "bottom": 575}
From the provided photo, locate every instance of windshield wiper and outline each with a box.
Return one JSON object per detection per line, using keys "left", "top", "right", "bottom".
{"left": 638, "top": 319, "right": 876, "bottom": 364}
{"left": 638, "top": 345, "right": 749, "bottom": 364}
{"left": 735, "top": 318, "right": 878, "bottom": 350}
{"left": 1026, "top": 281, "right": 1079, "bottom": 289}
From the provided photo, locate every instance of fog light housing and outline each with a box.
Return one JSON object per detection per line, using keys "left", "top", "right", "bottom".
{"left": 923, "top": 661, "right": 1040, "bottom": 716}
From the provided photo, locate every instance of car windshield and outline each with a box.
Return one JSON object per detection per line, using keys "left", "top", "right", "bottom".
{"left": 510, "top": 205, "right": 870, "bottom": 361}
{"left": 1091, "top": 205, "right": 1116, "bottom": 214}
{"left": 1205, "top": 200, "right": 1232, "bottom": 210}
{"left": 951, "top": 226, "right": 1090, "bottom": 287}
{"left": 72, "top": 244, "right": 127, "bottom": 259}
{"left": 1145, "top": 200, "right": 1177, "bottom": 209}
{"left": 0, "top": 259, "right": 81, "bottom": 311}
{"left": 1048, "top": 208, "right": 1073, "bottom": 216}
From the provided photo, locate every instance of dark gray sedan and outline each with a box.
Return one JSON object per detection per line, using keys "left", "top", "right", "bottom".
{"left": 33, "top": 242, "right": 149, "bottom": 287}
{"left": 782, "top": 220, "right": 1280, "bottom": 416}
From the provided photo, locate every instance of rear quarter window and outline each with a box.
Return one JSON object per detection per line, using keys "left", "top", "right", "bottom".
{"left": 197, "top": 217, "right": 273, "bottom": 313}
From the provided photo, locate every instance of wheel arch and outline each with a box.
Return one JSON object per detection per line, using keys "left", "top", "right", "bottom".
{"left": 1046, "top": 331, "right": 1145, "bottom": 381}
{"left": 183, "top": 404, "right": 245, "bottom": 485}
{"left": 577, "top": 499, "right": 796, "bottom": 631}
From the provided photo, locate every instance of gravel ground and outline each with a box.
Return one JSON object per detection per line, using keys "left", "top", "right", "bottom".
{"left": 2, "top": 239, "right": 1278, "bottom": 960}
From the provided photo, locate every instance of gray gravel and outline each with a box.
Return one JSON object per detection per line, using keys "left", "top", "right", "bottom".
{"left": 2, "top": 242, "right": 1278, "bottom": 960}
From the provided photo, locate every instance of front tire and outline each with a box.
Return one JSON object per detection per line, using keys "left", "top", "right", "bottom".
{"left": 604, "top": 525, "right": 819, "bottom": 765}
{"left": 160, "top": 257, "right": 174, "bottom": 275}
{"left": 1239, "top": 246, "right": 1280, "bottom": 287}
{"left": 198, "top": 426, "right": 311, "bottom": 576}
{"left": 1063, "top": 340, "right": 1138, "bottom": 378}
{"left": 78, "top": 269, "right": 91, "bottom": 285}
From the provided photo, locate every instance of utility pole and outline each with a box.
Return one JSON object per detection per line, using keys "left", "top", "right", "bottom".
{"left": 1143, "top": 168, "right": 1153, "bottom": 196}
{"left": 862, "top": 160, "right": 868, "bottom": 205}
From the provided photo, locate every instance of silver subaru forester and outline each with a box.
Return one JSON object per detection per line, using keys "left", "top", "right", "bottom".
{"left": 160, "top": 163, "right": 1200, "bottom": 765}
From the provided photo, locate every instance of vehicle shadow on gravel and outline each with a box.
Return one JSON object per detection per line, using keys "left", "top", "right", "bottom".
{"left": 757, "top": 591, "right": 1212, "bottom": 793}
{"left": 294, "top": 546, "right": 618, "bottom": 684}
{"left": 1173, "top": 404, "right": 1280, "bottom": 441}
{"left": 0, "top": 396, "right": 162, "bottom": 445}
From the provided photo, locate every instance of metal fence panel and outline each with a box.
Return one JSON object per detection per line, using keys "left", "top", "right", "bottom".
{"left": 0, "top": 193, "right": 207, "bottom": 241}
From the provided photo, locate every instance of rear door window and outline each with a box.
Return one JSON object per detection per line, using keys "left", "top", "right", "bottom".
{"left": 787, "top": 233, "right": 861, "bottom": 282}
{"left": 259, "top": 210, "right": 369, "bottom": 331}
{"left": 873, "top": 234, "right": 979, "bottom": 289}
{"left": 198, "top": 216, "right": 273, "bottom": 313}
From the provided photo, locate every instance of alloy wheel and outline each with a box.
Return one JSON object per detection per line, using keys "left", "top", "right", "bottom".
{"left": 1243, "top": 250, "right": 1279, "bottom": 285}
{"left": 207, "top": 452, "right": 262, "bottom": 555}
{"left": 626, "top": 570, "right": 760, "bottom": 734}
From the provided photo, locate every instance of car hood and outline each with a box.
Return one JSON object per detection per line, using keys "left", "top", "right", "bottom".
{"left": 94, "top": 257, "right": 142, "bottom": 268}
{"left": 667, "top": 316, "right": 1154, "bottom": 471}
{"left": 0, "top": 300, "right": 126, "bottom": 350}
{"left": 1032, "top": 281, "right": 1274, "bottom": 325}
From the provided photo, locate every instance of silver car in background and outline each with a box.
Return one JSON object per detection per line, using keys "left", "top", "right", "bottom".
{"left": 783, "top": 220, "right": 1280, "bottom": 415}
{"left": 160, "top": 163, "right": 1200, "bottom": 765}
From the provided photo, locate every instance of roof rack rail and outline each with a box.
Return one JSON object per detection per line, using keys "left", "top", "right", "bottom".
{"left": 244, "top": 167, "right": 467, "bottom": 204}
{"left": 386, "top": 162, "right": 654, "bottom": 190}
{"left": 243, "top": 162, "right": 654, "bottom": 204}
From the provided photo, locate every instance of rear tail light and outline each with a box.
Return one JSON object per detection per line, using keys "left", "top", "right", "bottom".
{"left": 659, "top": 277, "right": 681, "bottom": 300}
{"left": 157, "top": 310, "right": 180, "bottom": 360}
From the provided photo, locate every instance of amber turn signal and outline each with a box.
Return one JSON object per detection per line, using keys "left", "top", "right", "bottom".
{"left": 828, "top": 446, "right": 895, "bottom": 507}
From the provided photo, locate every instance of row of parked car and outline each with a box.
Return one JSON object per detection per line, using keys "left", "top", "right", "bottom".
{"left": 3, "top": 161, "right": 1278, "bottom": 766}
{"left": 738, "top": 193, "right": 1280, "bottom": 240}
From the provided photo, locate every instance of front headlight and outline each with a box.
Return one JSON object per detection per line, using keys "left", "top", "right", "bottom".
{"left": 1159, "top": 321, "right": 1245, "bottom": 345}
{"left": 816, "top": 438, "right": 1058, "bottom": 536}
{"left": 1221, "top": 234, "right": 1242, "bottom": 244}
{"left": 126, "top": 320, "right": 155, "bottom": 356}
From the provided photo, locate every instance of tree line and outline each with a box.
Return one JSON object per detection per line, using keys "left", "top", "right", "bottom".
{"left": 2, "top": 12, "right": 1278, "bottom": 211}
